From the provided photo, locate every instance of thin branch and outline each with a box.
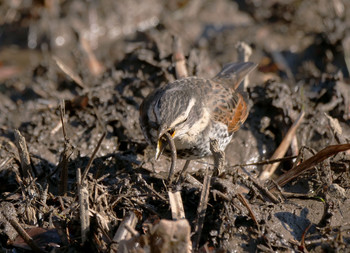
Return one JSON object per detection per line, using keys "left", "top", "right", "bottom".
{"left": 77, "top": 168, "right": 90, "bottom": 243}
{"left": 259, "top": 111, "right": 305, "bottom": 181}
{"left": 172, "top": 36, "right": 188, "bottom": 79}
{"left": 237, "top": 193, "right": 259, "bottom": 227}
{"left": 82, "top": 131, "right": 106, "bottom": 182}
{"left": 53, "top": 55, "right": 85, "bottom": 89}
{"left": 58, "top": 102, "right": 71, "bottom": 195}
{"left": 270, "top": 143, "right": 350, "bottom": 190}
{"left": 2, "top": 203, "right": 44, "bottom": 253}
{"left": 168, "top": 191, "right": 185, "bottom": 220}
{"left": 193, "top": 168, "right": 211, "bottom": 250}
{"left": 14, "top": 129, "right": 33, "bottom": 179}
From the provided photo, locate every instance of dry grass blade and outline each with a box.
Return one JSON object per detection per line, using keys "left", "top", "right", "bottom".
{"left": 60, "top": 102, "right": 68, "bottom": 142}
{"left": 53, "top": 55, "right": 85, "bottom": 89}
{"left": 163, "top": 132, "right": 177, "bottom": 183}
{"left": 82, "top": 131, "right": 106, "bottom": 181}
{"left": 0, "top": 157, "right": 13, "bottom": 171}
{"left": 113, "top": 212, "right": 138, "bottom": 243}
{"left": 14, "top": 129, "right": 34, "bottom": 179}
{"left": 7, "top": 219, "right": 45, "bottom": 253}
{"left": 325, "top": 113, "right": 343, "bottom": 135}
{"left": 168, "top": 191, "right": 185, "bottom": 220}
{"left": 80, "top": 37, "right": 105, "bottom": 77}
{"left": 237, "top": 193, "right": 259, "bottom": 227}
{"left": 259, "top": 111, "right": 305, "bottom": 181}
{"left": 58, "top": 102, "right": 71, "bottom": 195}
{"left": 76, "top": 131, "right": 106, "bottom": 243}
{"left": 269, "top": 143, "right": 350, "bottom": 190}
{"left": 247, "top": 176, "right": 280, "bottom": 204}
{"left": 138, "top": 174, "right": 168, "bottom": 202}
{"left": 77, "top": 168, "right": 89, "bottom": 243}
{"left": 1, "top": 202, "right": 44, "bottom": 253}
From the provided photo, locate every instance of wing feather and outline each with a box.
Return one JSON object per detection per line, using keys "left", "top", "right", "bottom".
{"left": 210, "top": 82, "right": 249, "bottom": 134}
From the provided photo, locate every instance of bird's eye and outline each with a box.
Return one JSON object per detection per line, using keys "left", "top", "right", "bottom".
{"left": 168, "top": 129, "right": 175, "bottom": 136}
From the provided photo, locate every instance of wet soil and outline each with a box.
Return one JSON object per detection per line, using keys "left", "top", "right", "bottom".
{"left": 0, "top": 0, "right": 350, "bottom": 252}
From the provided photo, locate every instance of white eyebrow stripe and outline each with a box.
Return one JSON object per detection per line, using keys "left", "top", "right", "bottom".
{"left": 170, "top": 97, "right": 196, "bottom": 128}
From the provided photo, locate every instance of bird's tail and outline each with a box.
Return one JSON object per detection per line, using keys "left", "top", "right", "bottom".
{"left": 213, "top": 62, "right": 257, "bottom": 90}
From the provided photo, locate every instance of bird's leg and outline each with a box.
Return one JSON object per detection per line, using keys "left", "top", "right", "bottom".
{"left": 174, "top": 160, "right": 191, "bottom": 185}
{"left": 210, "top": 139, "right": 225, "bottom": 176}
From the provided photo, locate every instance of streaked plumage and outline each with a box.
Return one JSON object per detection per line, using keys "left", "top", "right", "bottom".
{"left": 139, "top": 62, "right": 257, "bottom": 160}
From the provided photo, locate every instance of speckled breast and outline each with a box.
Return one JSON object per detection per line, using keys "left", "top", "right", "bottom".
{"left": 167, "top": 120, "right": 233, "bottom": 160}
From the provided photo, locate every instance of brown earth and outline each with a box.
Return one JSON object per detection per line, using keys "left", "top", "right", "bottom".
{"left": 0, "top": 0, "right": 349, "bottom": 252}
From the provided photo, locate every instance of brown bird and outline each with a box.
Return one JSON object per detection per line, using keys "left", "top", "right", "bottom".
{"left": 139, "top": 62, "right": 257, "bottom": 161}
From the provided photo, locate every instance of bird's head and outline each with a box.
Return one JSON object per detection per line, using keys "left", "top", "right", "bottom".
{"left": 153, "top": 86, "right": 199, "bottom": 159}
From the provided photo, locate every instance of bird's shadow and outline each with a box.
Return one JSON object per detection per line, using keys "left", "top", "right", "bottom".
{"left": 275, "top": 207, "right": 316, "bottom": 241}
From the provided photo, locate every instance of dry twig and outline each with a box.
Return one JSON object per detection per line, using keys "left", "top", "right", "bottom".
{"left": 80, "top": 36, "right": 105, "bottom": 77}
{"left": 193, "top": 168, "right": 211, "bottom": 250}
{"left": 53, "top": 55, "right": 85, "bottom": 89}
{"left": 138, "top": 174, "right": 168, "bottom": 202}
{"left": 168, "top": 191, "right": 185, "bottom": 220}
{"left": 77, "top": 168, "right": 89, "bottom": 243}
{"left": 58, "top": 102, "right": 71, "bottom": 195}
{"left": 14, "top": 129, "right": 33, "bottom": 179}
{"left": 270, "top": 143, "right": 350, "bottom": 190}
{"left": 1, "top": 202, "right": 44, "bottom": 253}
{"left": 246, "top": 176, "right": 280, "bottom": 204}
{"left": 113, "top": 212, "right": 138, "bottom": 243}
{"left": 173, "top": 36, "right": 188, "bottom": 79}
{"left": 82, "top": 131, "right": 106, "bottom": 181}
{"left": 237, "top": 193, "right": 259, "bottom": 227}
{"left": 259, "top": 111, "right": 305, "bottom": 181}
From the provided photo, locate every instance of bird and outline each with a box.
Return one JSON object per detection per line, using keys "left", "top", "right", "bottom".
{"left": 139, "top": 61, "right": 257, "bottom": 161}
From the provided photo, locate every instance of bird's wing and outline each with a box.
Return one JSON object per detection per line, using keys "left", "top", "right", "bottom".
{"left": 210, "top": 61, "right": 256, "bottom": 133}
{"left": 210, "top": 81, "right": 249, "bottom": 134}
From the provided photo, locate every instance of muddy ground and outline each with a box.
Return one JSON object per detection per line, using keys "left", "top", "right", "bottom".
{"left": 0, "top": 0, "right": 350, "bottom": 252}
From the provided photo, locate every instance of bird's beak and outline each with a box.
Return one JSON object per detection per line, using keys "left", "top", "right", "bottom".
{"left": 155, "top": 127, "right": 176, "bottom": 160}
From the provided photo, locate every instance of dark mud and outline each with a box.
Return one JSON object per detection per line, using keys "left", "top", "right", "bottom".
{"left": 0, "top": 0, "right": 349, "bottom": 252}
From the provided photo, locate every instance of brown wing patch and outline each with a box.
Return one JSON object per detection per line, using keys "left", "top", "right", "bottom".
{"left": 227, "top": 93, "right": 248, "bottom": 132}
{"left": 212, "top": 87, "right": 249, "bottom": 134}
